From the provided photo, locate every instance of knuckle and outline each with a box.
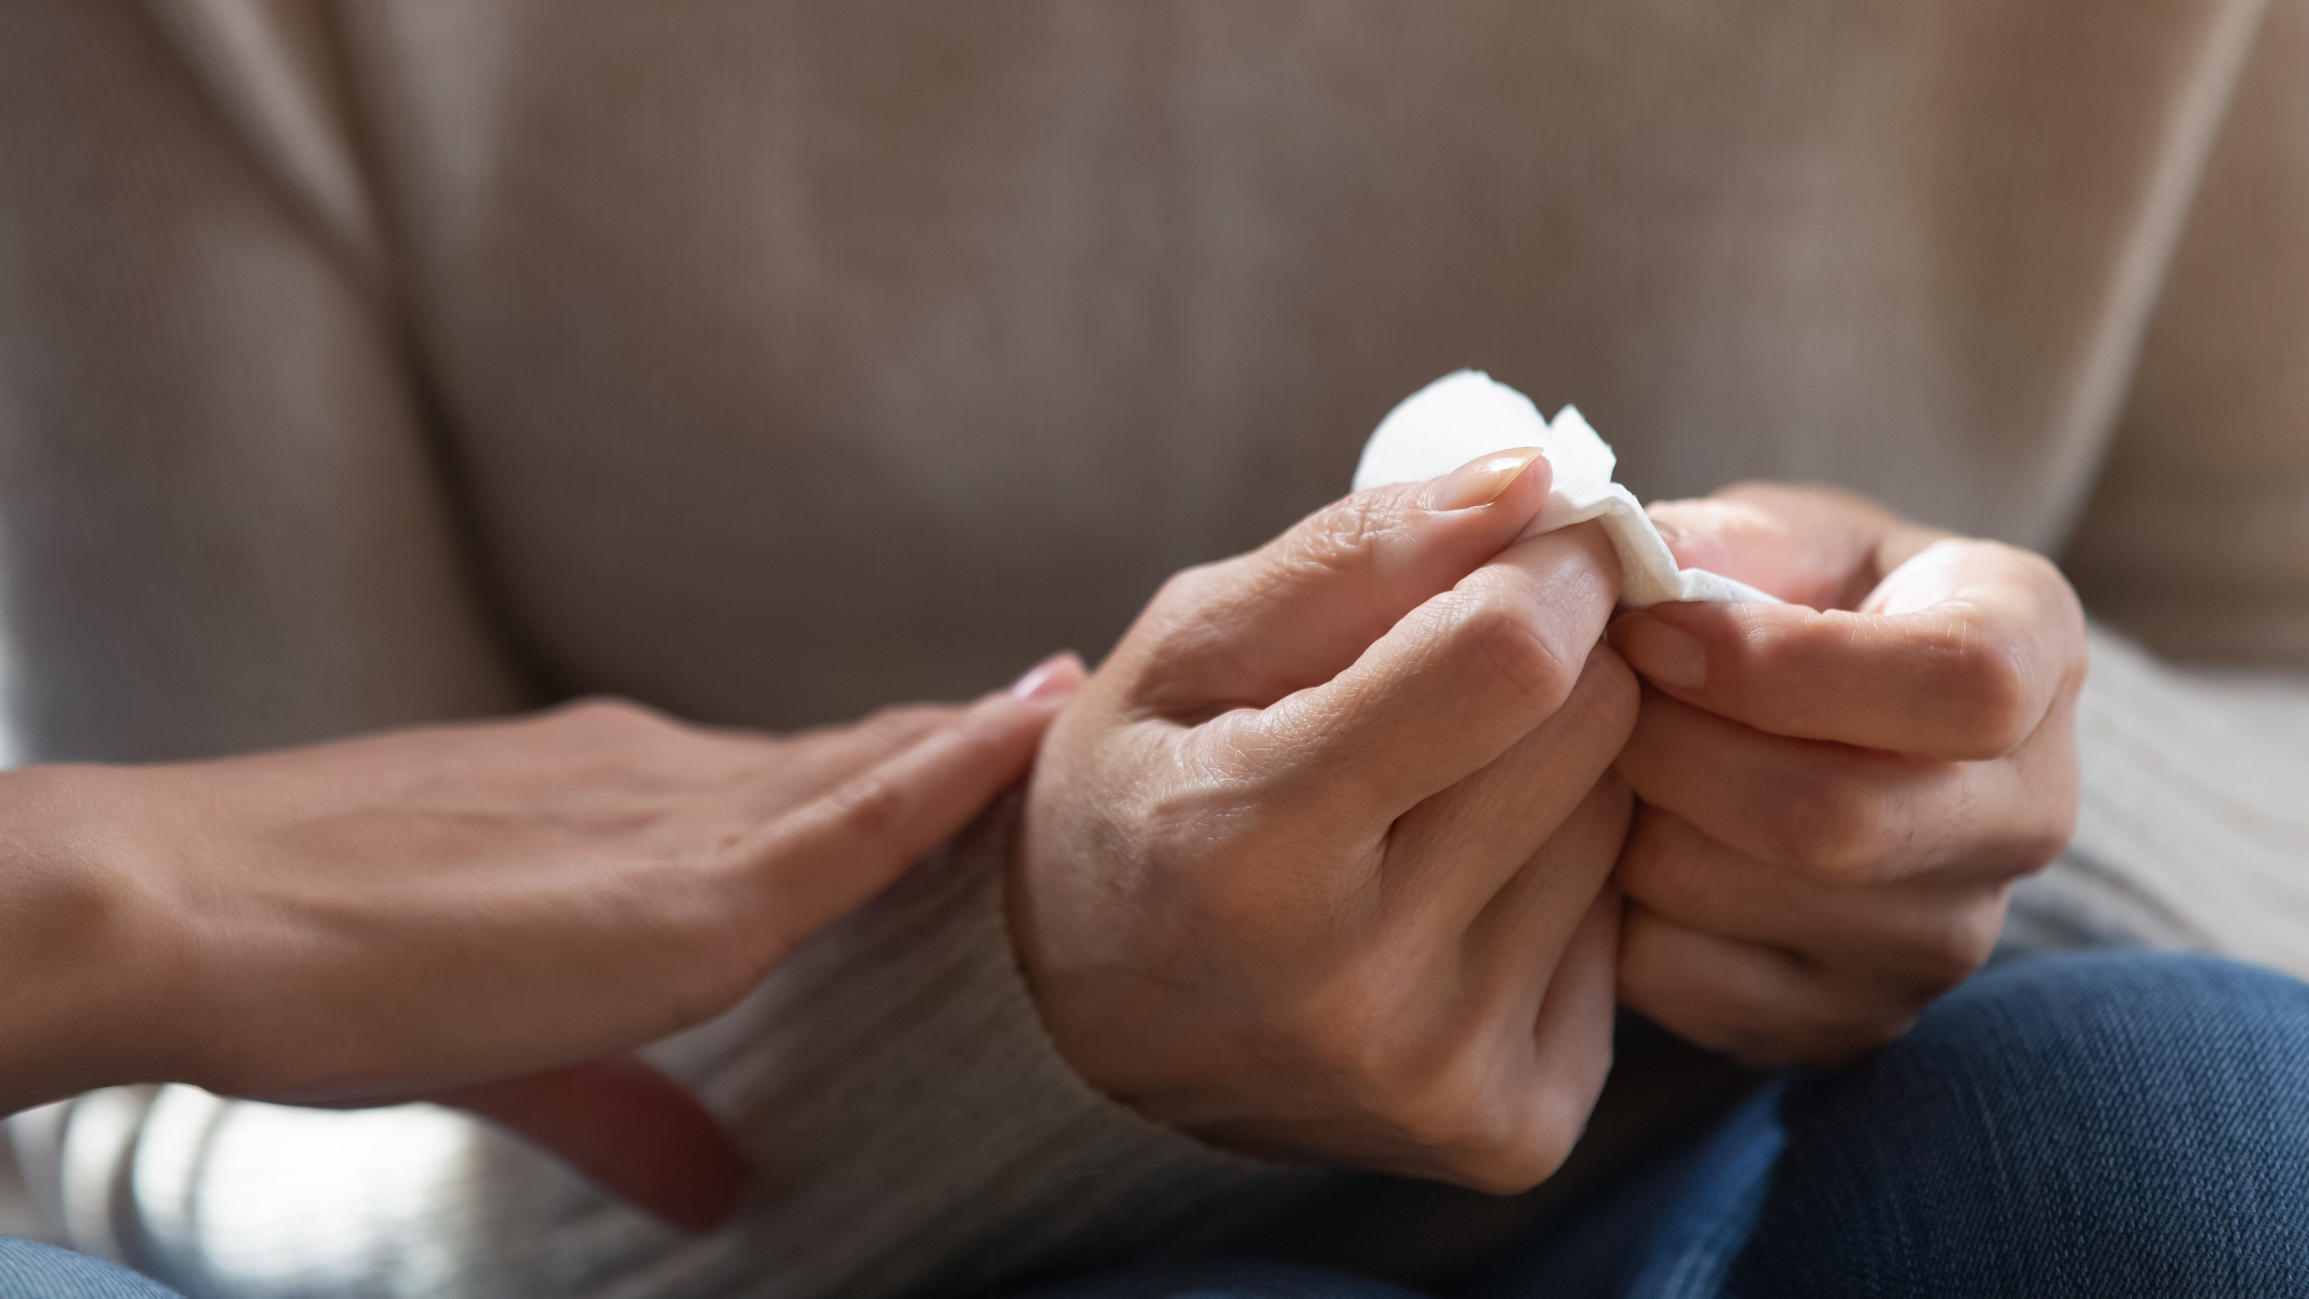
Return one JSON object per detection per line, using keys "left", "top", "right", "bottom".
{"left": 1912, "top": 906, "right": 2003, "bottom": 990}
{"left": 1436, "top": 1126, "right": 1565, "bottom": 1196}
{"left": 1935, "top": 620, "right": 2041, "bottom": 757}
{"left": 1293, "top": 491, "right": 1406, "bottom": 574}
{"left": 1616, "top": 823, "right": 1705, "bottom": 908}
{"left": 2014, "top": 822, "right": 2072, "bottom": 875}
{"left": 1431, "top": 1081, "right": 1594, "bottom": 1194}
{"left": 1772, "top": 782, "right": 1894, "bottom": 881}
{"left": 1434, "top": 1055, "right": 1607, "bottom": 1194}
{"left": 1448, "top": 588, "right": 1579, "bottom": 718}
{"left": 1383, "top": 1066, "right": 1519, "bottom": 1174}
{"left": 2007, "top": 795, "right": 2079, "bottom": 875}
{"left": 1221, "top": 491, "right": 1411, "bottom": 618}
{"left": 1563, "top": 646, "right": 1643, "bottom": 749}
{"left": 543, "top": 697, "right": 687, "bottom": 761}
{"left": 554, "top": 694, "right": 668, "bottom": 732}
{"left": 1476, "top": 1112, "right": 1585, "bottom": 1194}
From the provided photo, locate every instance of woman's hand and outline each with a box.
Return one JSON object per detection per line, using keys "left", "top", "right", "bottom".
{"left": 1019, "top": 451, "right": 1638, "bottom": 1192}
{"left": 1606, "top": 483, "right": 2086, "bottom": 1066}
{"left": 0, "top": 660, "right": 1081, "bottom": 1229}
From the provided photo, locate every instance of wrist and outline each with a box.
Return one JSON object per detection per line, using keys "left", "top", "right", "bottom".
{"left": 0, "top": 764, "right": 185, "bottom": 1112}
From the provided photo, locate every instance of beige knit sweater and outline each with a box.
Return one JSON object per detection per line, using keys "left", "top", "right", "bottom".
{"left": 2, "top": 2, "right": 2306, "bottom": 1296}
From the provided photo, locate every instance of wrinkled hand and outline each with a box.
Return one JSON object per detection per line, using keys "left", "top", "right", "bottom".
{"left": 1018, "top": 451, "right": 1638, "bottom": 1192}
{"left": 1605, "top": 483, "right": 2086, "bottom": 1065}
{"left": 2, "top": 663, "right": 1079, "bottom": 1229}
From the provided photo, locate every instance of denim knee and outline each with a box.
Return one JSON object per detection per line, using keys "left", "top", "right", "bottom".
{"left": 1725, "top": 951, "right": 2309, "bottom": 1299}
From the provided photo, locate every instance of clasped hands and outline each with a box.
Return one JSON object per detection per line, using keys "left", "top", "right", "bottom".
{"left": 1014, "top": 449, "right": 2086, "bottom": 1191}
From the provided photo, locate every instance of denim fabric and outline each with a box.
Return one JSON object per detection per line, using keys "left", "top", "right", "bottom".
{"left": 1613, "top": 1078, "right": 1787, "bottom": 1299}
{"left": 1723, "top": 952, "right": 2309, "bottom": 1298}
{"left": 0, "top": 1239, "right": 185, "bottom": 1298}
{"left": 1025, "top": 952, "right": 2309, "bottom": 1299}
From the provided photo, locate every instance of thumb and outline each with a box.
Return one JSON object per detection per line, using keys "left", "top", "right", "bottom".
{"left": 432, "top": 1055, "right": 747, "bottom": 1234}
{"left": 1121, "top": 448, "right": 1556, "bottom": 714}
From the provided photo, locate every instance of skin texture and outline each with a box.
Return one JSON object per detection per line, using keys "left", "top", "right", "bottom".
{"left": 1607, "top": 484, "right": 2087, "bottom": 1066}
{"left": 0, "top": 659, "right": 1083, "bottom": 1231}
{"left": 1019, "top": 468, "right": 2087, "bottom": 1187}
{"left": 0, "top": 466, "right": 2086, "bottom": 1224}
{"left": 1017, "top": 450, "right": 1641, "bottom": 1194}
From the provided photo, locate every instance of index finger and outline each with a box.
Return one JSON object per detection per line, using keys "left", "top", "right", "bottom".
{"left": 1214, "top": 520, "right": 1624, "bottom": 830}
{"left": 1608, "top": 539, "right": 2086, "bottom": 761}
{"left": 740, "top": 669, "right": 1081, "bottom": 960}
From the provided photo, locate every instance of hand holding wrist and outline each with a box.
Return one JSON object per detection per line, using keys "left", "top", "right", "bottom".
{"left": 0, "top": 664, "right": 1083, "bottom": 1229}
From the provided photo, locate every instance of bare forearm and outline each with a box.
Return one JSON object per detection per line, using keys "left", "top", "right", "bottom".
{"left": 0, "top": 765, "right": 176, "bottom": 1115}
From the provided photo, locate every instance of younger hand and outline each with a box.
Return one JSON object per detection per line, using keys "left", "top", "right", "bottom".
{"left": 1606, "top": 484, "right": 2085, "bottom": 1065}
{"left": 0, "top": 660, "right": 1081, "bottom": 1229}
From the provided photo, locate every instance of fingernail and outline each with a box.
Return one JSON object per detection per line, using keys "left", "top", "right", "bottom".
{"left": 1426, "top": 448, "right": 1546, "bottom": 512}
{"left": 1009, "top": 652, "right": 1086, "bottom": 702}
{"left": 1611, "top": 612, "right": 1706, "bottom": 691}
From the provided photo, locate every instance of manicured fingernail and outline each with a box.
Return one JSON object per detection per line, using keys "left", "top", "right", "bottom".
{"left": 1009, "top": 652, "right": 1086, "bottom": 701}
{"left": 1426, "top": 448, "right": 1546, "bottom": 512}
{"left": 1612, "top": 613, "right": 1706, "bottom": 690}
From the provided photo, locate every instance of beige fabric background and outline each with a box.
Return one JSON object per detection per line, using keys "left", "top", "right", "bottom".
{"left": 1, "top": 2, "right": 2306, "bottom": 1296}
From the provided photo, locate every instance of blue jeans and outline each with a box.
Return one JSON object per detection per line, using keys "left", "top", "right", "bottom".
{"left": 1030, "top": 952, "right": 2309, "bottom": 1299}
{"left": 0, "top": 1239, "right": 181, "bottom": 1298}
{"left": 10, "top": 953, "right": 2307, "bottom": 1299}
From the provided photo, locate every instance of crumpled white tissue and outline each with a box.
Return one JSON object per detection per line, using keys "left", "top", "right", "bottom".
{"left": 1352, "top": 371, "right": 1778, "bottom": 607}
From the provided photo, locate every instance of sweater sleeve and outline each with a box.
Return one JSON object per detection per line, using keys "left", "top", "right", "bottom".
{"left": 22, "top": 800, "right": 1293, "bottom": 1299}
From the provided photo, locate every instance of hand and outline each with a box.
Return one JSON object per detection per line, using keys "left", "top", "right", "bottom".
{"left": 1605, "top": 483, "right": 2086, "bottom": 1066}
{"left": 0, "top": 659, "right": 1081, "bottom": 1229}
{"left": 1018, "top": 450, "right": 1638, "bottom": 1192}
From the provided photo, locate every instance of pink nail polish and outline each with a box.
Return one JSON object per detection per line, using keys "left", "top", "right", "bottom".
{"left": 1009, "top": 652, "right": 1084, "bottom": 701}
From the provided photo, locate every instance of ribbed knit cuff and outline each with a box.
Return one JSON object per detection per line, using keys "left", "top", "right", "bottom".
{"left": 642, "top": 792, "right": 1301, "bottom": 1299}
{"left": 43, "top": 797, "right": 1297, "bottom": 1299}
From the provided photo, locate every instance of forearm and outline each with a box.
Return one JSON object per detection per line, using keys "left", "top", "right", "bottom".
{"left": 37, "top": 798, "right": 1295, "bottom": 1299}
{"left": 0, "top": 766, "right": 177, "bottom": 1117}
